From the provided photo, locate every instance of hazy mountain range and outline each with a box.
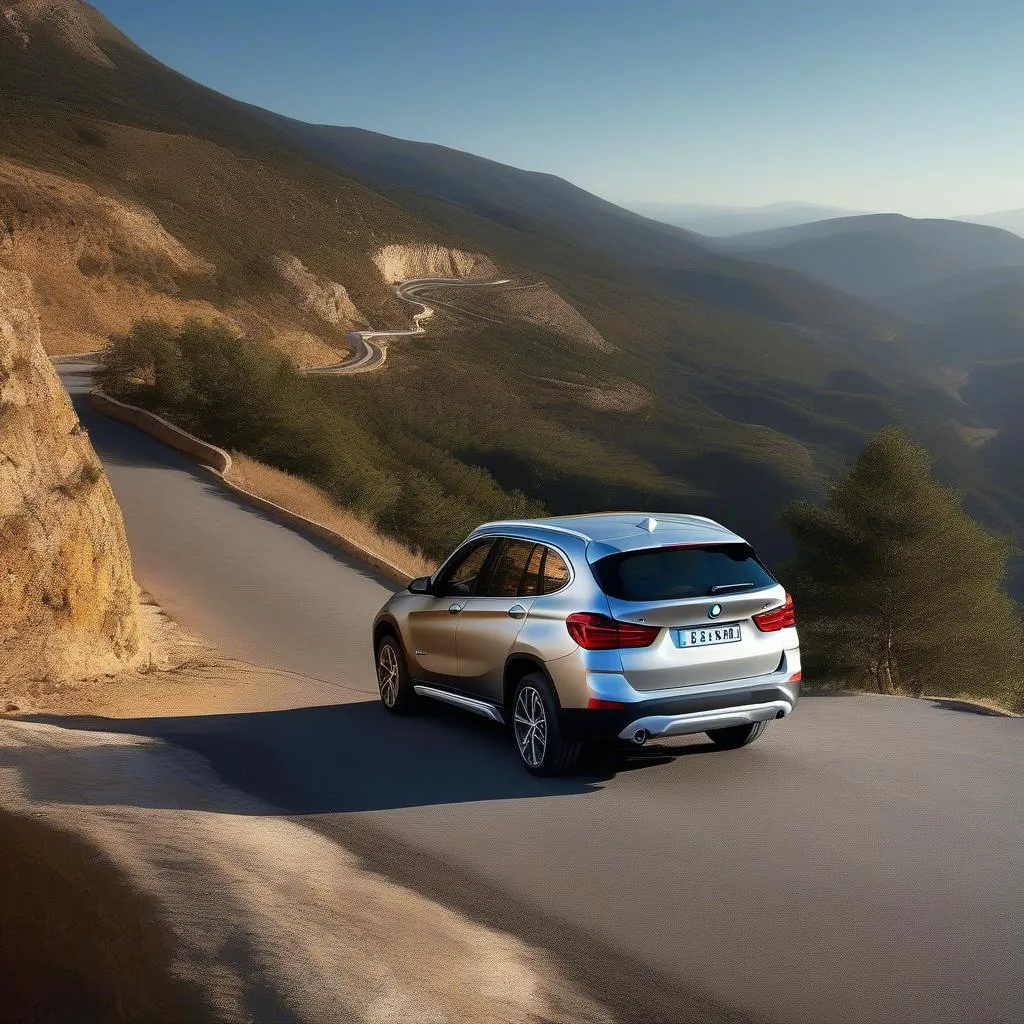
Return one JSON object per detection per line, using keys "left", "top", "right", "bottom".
{"left": 625, "top": 201, "right": 869, "bottom": 236}
{"left": 719, "top": 214, "right": 1024, "bottom": 300}
{"left": 629, "top": 200, "right": 1024, "bottom": 241}
{"left": 956, "top": 208, "right": 1024, "bottom": 238}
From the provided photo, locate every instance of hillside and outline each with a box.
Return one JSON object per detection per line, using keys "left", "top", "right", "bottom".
{"left": 259, "top": 121, "right": 895, "bottom": 338}
{"left": 725, "top": 214, "right": 1024, "bottom": 299}
{"left": 0, "top": 268, "right": 141, "bottom": 686}
{"left": 907, "top": 274, "right": 1024, "bottom": 364}
{"left": 2, "top": 0, "right": 1020, "bottom": 580}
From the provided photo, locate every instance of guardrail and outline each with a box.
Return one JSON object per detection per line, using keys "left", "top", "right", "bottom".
{"left": 87, "top": 390, "right": 411, "bottom": 585}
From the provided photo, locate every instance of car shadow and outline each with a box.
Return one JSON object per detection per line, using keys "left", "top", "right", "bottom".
{"left": 10, "top": 698, "right": 723, "bottom": 816}
{"left": 9, "top": 700, "right": 601, "bottom": 814}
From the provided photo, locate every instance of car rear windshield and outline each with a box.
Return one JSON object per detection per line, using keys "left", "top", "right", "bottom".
{"left": 592, "top": 543, "right": 776, "bottom": 601}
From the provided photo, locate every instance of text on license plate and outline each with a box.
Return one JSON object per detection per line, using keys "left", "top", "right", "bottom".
{"left": 672, "top": 622, "right": 742, "bottom": 648}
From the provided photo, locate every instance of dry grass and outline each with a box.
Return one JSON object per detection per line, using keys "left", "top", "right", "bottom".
{"left": 225, "top": 453, "right": 436, "bottom": 579}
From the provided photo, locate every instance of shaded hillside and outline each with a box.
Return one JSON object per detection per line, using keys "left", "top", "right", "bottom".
{"left": 883, "top": 266, "right": 1024, "bottom": 318}
{"left": 907, "top": 275, "right": 1024, "bottom": 363}
{"left": 725, "top": 214, "right": 1024, "bottom": 299}
{"left": 2, "top": 0, "right": 1018, "bottom": 581}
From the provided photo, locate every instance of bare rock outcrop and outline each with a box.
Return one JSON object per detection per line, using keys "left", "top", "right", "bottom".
{"left": 273, "top": 253, "right": 367, "bottom": 329}
{"left": 372, "top": 244, "right": 498, "bottom": 284}
{"left": 0, "top": 270, "right": 140, "bottom": 686}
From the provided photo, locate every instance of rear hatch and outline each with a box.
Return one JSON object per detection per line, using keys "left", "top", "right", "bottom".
{"left": 591, "top": 543, "right": 794, "bottom": 691}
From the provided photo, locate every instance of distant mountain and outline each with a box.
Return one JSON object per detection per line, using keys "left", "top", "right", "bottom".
{"left": 724, "top": 214, "right": 1024, "bottom": 300}
{"left": 957, "top": 209, "right": 1024, "bottom": 239}
{"left": 626, "top": 201, "right": 867, "bottom": 237}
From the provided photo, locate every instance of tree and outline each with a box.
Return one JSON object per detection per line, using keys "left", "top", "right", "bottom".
{"left": 782, "top": 427, "right": 1023, "bottom": 703}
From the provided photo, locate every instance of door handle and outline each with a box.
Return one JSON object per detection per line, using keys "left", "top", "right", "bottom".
{"left": 508, "top": 604, "right": 527, "bottom": 619}
{"left": 448, "top": 603, "right": 463, "bottom": 615}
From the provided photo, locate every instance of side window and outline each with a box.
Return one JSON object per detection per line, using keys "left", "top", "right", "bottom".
{"left": 520, "top": 543, "right": 545, "bottom": 596}
{"left": 539, "top": 548, "right": 571, "bottom": 594}
{"left": 436, "top": 540, "right": 494, "bottom": 597}
{"left": 480, "top": 539, "right": 538, "bottom": 598}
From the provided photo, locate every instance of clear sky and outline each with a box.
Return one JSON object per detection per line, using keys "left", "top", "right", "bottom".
{"left": 92, "top": 0, "right": 1024, "bottom": 216}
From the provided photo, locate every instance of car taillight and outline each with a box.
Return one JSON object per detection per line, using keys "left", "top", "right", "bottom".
{"left": 753, "top": 593, "right": 796, "bottom": 632}
{"left": 566, "top": 612, "right": 660, "bottom": 650}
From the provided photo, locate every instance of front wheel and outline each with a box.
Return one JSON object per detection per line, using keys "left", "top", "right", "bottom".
{"left": 706, "top": 720, "right": 767, "bottom": 749}
{"left": 376, "top": 634, "right": 417, "bottom": 715}
{"left": 512, "top": 673, "right": 581, "bottom": 776}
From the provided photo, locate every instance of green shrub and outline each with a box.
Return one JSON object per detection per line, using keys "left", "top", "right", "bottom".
{"left": 100, "top": 319, "right": 544, "bottom": 557}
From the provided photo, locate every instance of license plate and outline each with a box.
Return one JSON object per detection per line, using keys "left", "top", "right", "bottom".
{"left": 672, "top": 622, "right": 742, "bottom": 648}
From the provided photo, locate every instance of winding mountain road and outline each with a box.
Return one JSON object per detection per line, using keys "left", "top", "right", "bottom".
{"left": 307, "top": 276, "right": 510, "bottom": 374}
{"left": 43, "top": 361, "right": 1024, "bottom": 1024}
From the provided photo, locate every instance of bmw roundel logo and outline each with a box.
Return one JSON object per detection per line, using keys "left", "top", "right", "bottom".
{"left": 708, "top": 603, "right": 722, "bottom": 618}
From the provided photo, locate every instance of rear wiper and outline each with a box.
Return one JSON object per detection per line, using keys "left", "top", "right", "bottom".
{"left": 709, "top": 582, "right": 756, "bottom": 594}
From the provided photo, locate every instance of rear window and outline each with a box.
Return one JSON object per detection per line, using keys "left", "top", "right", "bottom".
{"left": 592, "top": 544, "right": 776, "bottom": 602}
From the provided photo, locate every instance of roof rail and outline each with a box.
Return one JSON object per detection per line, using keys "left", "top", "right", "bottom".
{"left": 471, "top": 520, "right": 592, "bottom": 543}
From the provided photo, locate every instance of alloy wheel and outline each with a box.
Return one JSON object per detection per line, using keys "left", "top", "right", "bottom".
{"left": 514, "top": 685, "right": 547, "bottom": 767}
{"left": 377, "top": 643, "right": 400, "bottom": 707}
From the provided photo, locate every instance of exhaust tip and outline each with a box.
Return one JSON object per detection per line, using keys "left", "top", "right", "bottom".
{"left": 632, "top": 728, "right": 648, "bottom": 746}
{"left": 776, "top": 709, "right": 785, "bottom": 719}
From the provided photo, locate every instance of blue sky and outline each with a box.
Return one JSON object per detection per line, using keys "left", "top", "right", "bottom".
{"left": 93, "top": 0, "right": 1023, "bottom": 216}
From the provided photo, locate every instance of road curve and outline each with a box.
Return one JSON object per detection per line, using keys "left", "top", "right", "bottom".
{"left": 307, "top": 276, "right": 510, "bottom": 375}
{"left": 46, "top": 361, "right": 1024, "bottom": 1024}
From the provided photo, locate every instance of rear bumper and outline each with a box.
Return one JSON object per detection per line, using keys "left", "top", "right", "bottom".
{"left": 559, "top": 680, "right": 799, "bottom": 742}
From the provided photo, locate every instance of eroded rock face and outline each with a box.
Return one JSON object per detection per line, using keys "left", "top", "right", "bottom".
{"left": 372, "top": 244, "right": 498, "bottom": 284}
{"left": 0, "top": 270, "right": 140, "bottom": 685}
{"left": 273, "top": 253, "right": 367, "bottom": 329}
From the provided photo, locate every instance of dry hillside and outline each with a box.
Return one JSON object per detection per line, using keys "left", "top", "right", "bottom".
{"left": 0, "top": 268, "right": 141, "bottom": 686}
{"left": 0, "top": 156, "right": 232, "bottom": 355}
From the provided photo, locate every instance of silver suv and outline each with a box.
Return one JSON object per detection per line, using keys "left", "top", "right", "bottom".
{"left": 372, "top": 513, "right": 800, "bottom": 775}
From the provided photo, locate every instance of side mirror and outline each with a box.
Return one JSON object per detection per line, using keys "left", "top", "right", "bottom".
{"left": 408, "top": 576, "right": 433, "bottom": 595}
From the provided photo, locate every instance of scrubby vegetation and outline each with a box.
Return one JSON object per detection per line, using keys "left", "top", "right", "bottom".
{"left": 100, "top": 320, "right": 544, "bottom": 558}
{"left": 784, "top": 427, "right": 1024, "bottom": 711}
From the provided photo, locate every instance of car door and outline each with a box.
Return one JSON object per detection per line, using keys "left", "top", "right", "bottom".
{"left": 454, "top": 538, "right": 540, "bottom": 703}
{"left": 406, "top": 538, "right": 494, "bottom": 681}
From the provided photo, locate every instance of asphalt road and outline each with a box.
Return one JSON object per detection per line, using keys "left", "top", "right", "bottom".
{"left": 307, "top": 277, "right": 511, "bottom": 374}
{"left": 55, "top": 362, "right": 1024, "bottom": 1024}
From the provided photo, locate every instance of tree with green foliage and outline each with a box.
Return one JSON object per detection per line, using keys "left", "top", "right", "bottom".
{"left": 782, "top": 427, "right": 1023, "bottom": 706}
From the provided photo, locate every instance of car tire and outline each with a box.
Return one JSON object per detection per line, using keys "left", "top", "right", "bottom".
{"left": 375, "top": 633, "right": 417, "bottom": 715}
{"left": 512, "top": 673, "right": 581, "bottom": 776}
{"left": 706, "top": 720, "right": 767, "bottom": 749}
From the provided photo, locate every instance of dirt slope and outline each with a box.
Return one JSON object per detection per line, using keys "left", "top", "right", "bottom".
{"left": 0, "top": 268, "right": 140, "bottom": 686}
{"left": 0, "top": 156, "right": 230, "bottom": 355}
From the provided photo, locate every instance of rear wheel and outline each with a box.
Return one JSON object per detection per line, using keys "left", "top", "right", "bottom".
{"left": 512, "top": 673, "right": 581, "bottom": 776}
{"left": 706, "top": 720, "right": 767, "bottom": 749}
{"left": 375, "top": 634, "right": 417, "bottom": 715}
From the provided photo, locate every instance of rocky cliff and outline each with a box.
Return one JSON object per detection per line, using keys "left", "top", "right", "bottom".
{"left": 372, "top": 244, "right": 499, "bottom": 284}
{"left": 0, "top": 269, "right": 140, "bottom": 686}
